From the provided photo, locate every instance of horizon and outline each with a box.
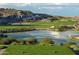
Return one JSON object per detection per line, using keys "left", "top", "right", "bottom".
{"left": 0, "top": 3, "right": 79, "bottom": 16}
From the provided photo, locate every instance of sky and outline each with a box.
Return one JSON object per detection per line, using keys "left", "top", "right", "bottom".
{"left": 0, "top": 3, "right": 79, "bottom": 16}
{"left": 0, "top": 0, "right": 79, "bottom": 3}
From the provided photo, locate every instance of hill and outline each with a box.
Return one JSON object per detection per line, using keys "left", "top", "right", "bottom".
{"left": 0, "top": 8, "right": 51, "bottom": 25}
{"left": 0, "top": 8, "right": 78, "bottom": 25}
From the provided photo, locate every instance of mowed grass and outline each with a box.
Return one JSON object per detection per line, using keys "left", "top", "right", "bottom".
{"left": 31, "top": 19, "right": 76, "bottom": 28}
{"left": 4, "top": 45, "right": 75, "bottom": 55}
{"left": 0, "top": 26, "right": 33, "bottom": 30}
{"left": 0, "top": 19, "right": 76, "bottom": 30}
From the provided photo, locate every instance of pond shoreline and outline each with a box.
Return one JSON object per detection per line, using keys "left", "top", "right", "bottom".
{"left": 0, "top": 28, "right": 74, "bottom": 33}
{"left": 0, "top": 29, "right": 36, "bottom": 33}
{"left": 0, "top": 28, "right": 56, "bottom": 33}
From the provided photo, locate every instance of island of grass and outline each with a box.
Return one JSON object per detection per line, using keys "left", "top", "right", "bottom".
{"left": 4, "top": 45, "right": 75, "bottom": 55}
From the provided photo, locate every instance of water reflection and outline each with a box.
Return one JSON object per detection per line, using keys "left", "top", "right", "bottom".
{"left": 6, "top": 30, "right": 79, "bottom": 44}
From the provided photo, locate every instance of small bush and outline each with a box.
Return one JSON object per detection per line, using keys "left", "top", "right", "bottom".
{"left": 0, "top": 46, "right": 8, "bottom": 49}
{"left": 58, "top": 25, "right": 74, "bottom": 31}
{"left": 0, "top": 37, "right": 16, "bottom": 45}
{"left": 14, "top": 40, "right": 24, "bottom": 45}
{"left": 40, "top": 38, "right": 54, "bottom": 46}
{"left": 63, "top": 42, "right": 76, "bottom": 47}
{"left": 23, "top": 38, "right": 38, "bottom": 45}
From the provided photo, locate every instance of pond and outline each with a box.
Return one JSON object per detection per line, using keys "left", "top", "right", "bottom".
{"left": 5, "top": 30, "right": 79, "bottom": 45}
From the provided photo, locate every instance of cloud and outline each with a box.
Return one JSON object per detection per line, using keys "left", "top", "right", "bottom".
{"left": 39, "top": 6, "right": 63, "bottom": 10}
{"left": 0, "top": 0, "right": 79, "bottom": 3}
{"left": 15, "top": 3, "right": 31, "bottom": 6}
{"left": 0, "top": 3, "right": 31, "bottom": 7}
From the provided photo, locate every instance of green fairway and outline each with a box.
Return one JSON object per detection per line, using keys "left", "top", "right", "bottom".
{"left": 4, "top": 45, "right": 75, "bottom": 55}
{"left": 0, "top": 26, "right": 33, "bottom": 30}
{"left": 0, "top": 19, "right": 76, "bottom": 30}
{"left": 31, "top": 19, "right": 76, "bottom": 28}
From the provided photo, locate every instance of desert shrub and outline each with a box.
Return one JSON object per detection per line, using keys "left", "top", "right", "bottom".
{"left": 14, "top": 40, "right": 24, "bottom": 45}
{"left": 23, "top": 38, "right": 38, "bottom": 45}
{"left": 0, "top": 37, "right": 16, "bottom": 45}
{"left": 40, "top": 38, "right": 54, "bottom": 46}
{"left": 58, "top": 25, "right": 74, "bottom": 31}
{"left": 11, "top": 38, "right": 38, "bottom": 45}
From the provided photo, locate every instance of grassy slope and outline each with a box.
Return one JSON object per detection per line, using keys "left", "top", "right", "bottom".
{"left": 31, "top": 19, "right": 76, "bottom": 28}
{"left": 4, "top": 45, "right": 75, "bottom": 55}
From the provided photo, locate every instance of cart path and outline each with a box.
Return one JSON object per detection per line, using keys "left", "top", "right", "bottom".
{"left": 0, "top": 49, "right": 6, "bottom": 55}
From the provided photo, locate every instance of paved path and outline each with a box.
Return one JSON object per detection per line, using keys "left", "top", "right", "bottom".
{"left": 0, "top": 49, "right": 6, "bottom": 55}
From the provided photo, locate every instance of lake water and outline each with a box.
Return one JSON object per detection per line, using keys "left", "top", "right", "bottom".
{"left": 5, "top": 30, "right": 79, "bottom": 45}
